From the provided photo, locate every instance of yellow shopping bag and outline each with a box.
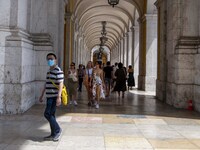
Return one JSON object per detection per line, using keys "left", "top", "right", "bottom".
{"left": 61, "top": 85, "right": 68, "bottom": 105}
{"left": 49, "top": 79, "right": 68, "bottom": 105}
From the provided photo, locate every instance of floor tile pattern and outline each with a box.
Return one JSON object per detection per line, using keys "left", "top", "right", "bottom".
{"left": 0, "top": 89, "right": 200, "bottom": 150}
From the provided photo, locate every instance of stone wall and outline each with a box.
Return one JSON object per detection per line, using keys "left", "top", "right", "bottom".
{"left": 194, "top": 51, "right": 200, "bottom": 111}
{"left": 0, "top": 0, "right": 66, "bottom": 114}
{"left": 156, "top": 0, "right": 200, "bottom": 111}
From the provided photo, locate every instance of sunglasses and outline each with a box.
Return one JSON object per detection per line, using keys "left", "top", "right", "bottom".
{"left": 47, "top": 58, "right": 54, "bottom": 60}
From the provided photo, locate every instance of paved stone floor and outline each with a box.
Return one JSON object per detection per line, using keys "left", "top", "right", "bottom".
{"left": 1, "top": 88, "right": 200, "bottom": 150}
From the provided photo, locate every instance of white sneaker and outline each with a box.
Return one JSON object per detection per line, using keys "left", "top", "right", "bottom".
{"left": 93, "top": 101, "right": 97, "bottom": 106}
{"left": 95, "top": 104, "right": 99, "bottom": 109}
{"left": 73, "top": 100, "right": 78, "bottom": 106}
{"left": 69, "top": 101, "right": 72, "bottom": 105}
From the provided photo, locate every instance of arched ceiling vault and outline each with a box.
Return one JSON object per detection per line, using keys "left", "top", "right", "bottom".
{"left": 81, "top": 15, "right": 128, "bottom": 32}
{"left": 84, "top": 26, "right": 121, "bottom": 39}
{"left": 83, "top": 21, "right": 124, "bottom": 38}
{"left": 74, "top": 0, "right": 144, "bottom": 52}
{"left": 78, "top": 6, "right": 134, "bottom": 26}
{"left": 85, "top": 31, "right": 119, "bottom": 45}
{"left": 87, "top": 39, "right": 112, "bottom": 50}
{"left": 86, "top": 36, "right": 115, "bottom": 49}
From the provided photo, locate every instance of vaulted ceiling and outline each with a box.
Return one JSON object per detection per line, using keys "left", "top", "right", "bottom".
{"left": 73, "top": 0, "right": 145, "bottom": 51}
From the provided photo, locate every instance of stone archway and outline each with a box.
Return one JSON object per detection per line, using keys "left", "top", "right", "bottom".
{"left": 71, "top": 0, "right": 158, "bottom": 92}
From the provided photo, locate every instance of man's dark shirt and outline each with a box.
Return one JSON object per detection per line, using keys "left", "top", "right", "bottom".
{"left": 103, "top": 66, "right": 113, "bottom": 79}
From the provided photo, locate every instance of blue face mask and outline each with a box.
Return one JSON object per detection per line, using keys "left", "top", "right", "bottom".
{"left": 47, "top": 60, "right": 55, "bottom": 66}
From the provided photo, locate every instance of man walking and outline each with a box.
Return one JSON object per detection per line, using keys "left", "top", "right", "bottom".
{"left": 39, "top": 53, "right": 64, "bottom": 141}
{"left": 103, "top": 61, "right": 113, "bottom": 97}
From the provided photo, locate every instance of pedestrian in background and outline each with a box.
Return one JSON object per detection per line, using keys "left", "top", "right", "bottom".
{"left": 67, "top": 62, "right": 78, "bottom": 106}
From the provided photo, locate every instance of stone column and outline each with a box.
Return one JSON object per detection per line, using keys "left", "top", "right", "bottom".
{"left": 133, "top": 26, "right": 139, "bottom": 87}
{"left": 155, "top": 0, "right": 168, "bottom": 102}
{"left": 116, "top": 45, "right": 119, "bottom": 63}
{"left": 138, "top": 16, "right": 147, "bottom": 90}
{"left": 127, "top": 31, "right": 133, "bottom": 67}
{"left": 77, "top": 35, "right": 81, "bottom": 65}
{"left": 120, "top": 39, "right": 124, "bottom": 63}
{"left": 113, "top": 45, "right": 118, "bottom": 63}
{"left": 0, "top": 0, "right": 55, "bottom": 114}
{"left": 112, "top": 45, "right": 118, "bottom": 63}
{"left": 155, "top": 0, "right": 200, "bottom": 111}
{"left": 64, "top": 12, "right": 75, "bottom": 71}
{"left": 0, "top": 0, "right": 12, "bottom": 113}
{"left": 118, "top": 42, "right": 121, "bottom": 62}
{"left": 166, "top": 0, "right": 199, "bottom": 109}
{"left": 145, "top": 14, "right": 158, "bottom": 91}
{"left": 138, "top": 13, "right": 158, "bottom": 91}
{"left": 123, "top": 34, "right": 128, "bottom": 67}
{"left": 80, "top": 37, "right": 84, "bottom": 64}
{"left": 74, "top": 37, "right": 78, "bottom": 65}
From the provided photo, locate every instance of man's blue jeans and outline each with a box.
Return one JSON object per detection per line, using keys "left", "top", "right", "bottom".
{"left": 44, "top": 97, "right": 60, "bottom": 136}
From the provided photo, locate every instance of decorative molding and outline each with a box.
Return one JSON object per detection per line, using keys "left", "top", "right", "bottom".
{"left": 30, "top": 33, "right": 53, "bottom": 46}
{"left": 5, "top": 28, "right": 33, "bottom": 45}
{"left": 175, "top": 36, "right": 200, "bottom": 54}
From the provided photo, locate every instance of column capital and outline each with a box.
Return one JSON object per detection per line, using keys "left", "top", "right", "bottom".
{"left": 65, "top": 12, "right": 75, "bottom": 22}
{"left": 145, "top": 14, "right": 158, "bottom": 20}
{"left": 127, "top": 31, "right": 132, "bottom": 37}
{"left": 137, "top": 15, "right": 147, "bottom": 24}
{"left": 154, "top": 0, "right": 164, "bottom": 9}
{"left": 138, "top": 14, "right": 157, "bottom": 24}
{"left": 124, "top": 33, "right": 128, "bottom": 37}
{"left": 130, "top": 25, "right": 139, "bottom": 31}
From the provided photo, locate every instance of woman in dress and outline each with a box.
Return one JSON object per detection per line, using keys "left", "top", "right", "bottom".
{"left": 67, "top": 62, "right": 78, "bottom": 106}
{"left": 114, "top": 62, "right": 127, "bottom": 98}
{"left": 92, "top": 61, "right": 105, "bottom": 109}
{"left": 84, "top": 61, "right": 93, "bottom": 106}
{"left": 127, "top": 65, "right": 135, "bottom": 90}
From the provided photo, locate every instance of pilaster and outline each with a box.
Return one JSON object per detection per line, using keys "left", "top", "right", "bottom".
{"left": 118, "top": 42, "right": 121, "bottom": 62}
{"left": 145, "top": 14, "right": 158, "bottom": 91}
{"left": 155, "top": 0, "right": 168, "bottom": 102}
{"left": 64, "top": 12, "right": 75, "bottom": 72}
{"left": 127, "top": 31, "right": 133, "bottom": 67}
{"left": 138, "top": 16, "right": 146, "bottom": 90}
{"left": 120, "top": 39, "right": 124, "bottom": 63}
{"left": 123, "top": 34, "right": 128, "bottom": 67}
{"left": 132, "top": 26, "right": 139, "bottom": 87}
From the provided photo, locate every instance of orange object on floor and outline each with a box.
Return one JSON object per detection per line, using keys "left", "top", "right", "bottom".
{"left": 188, "top": 100, "right": 193, "bottom": 110}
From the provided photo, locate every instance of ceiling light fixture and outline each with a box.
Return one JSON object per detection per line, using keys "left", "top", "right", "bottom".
{"left": 108, "top": 0, "right": 119, "bottom": 7}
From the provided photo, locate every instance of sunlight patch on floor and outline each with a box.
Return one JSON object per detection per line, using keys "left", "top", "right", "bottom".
{"left": 129, "top": 90, "right": 155, "bottom": 96}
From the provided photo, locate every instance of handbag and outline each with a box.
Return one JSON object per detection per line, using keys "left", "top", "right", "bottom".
{"left": 72, "top": 75, "right": 78, "bottom": 82}
{"left": 69, "top": 71, "right": 78, "bottom": 82}
{"left": 49, "top": 79, "right": 68, "bottom": 105}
